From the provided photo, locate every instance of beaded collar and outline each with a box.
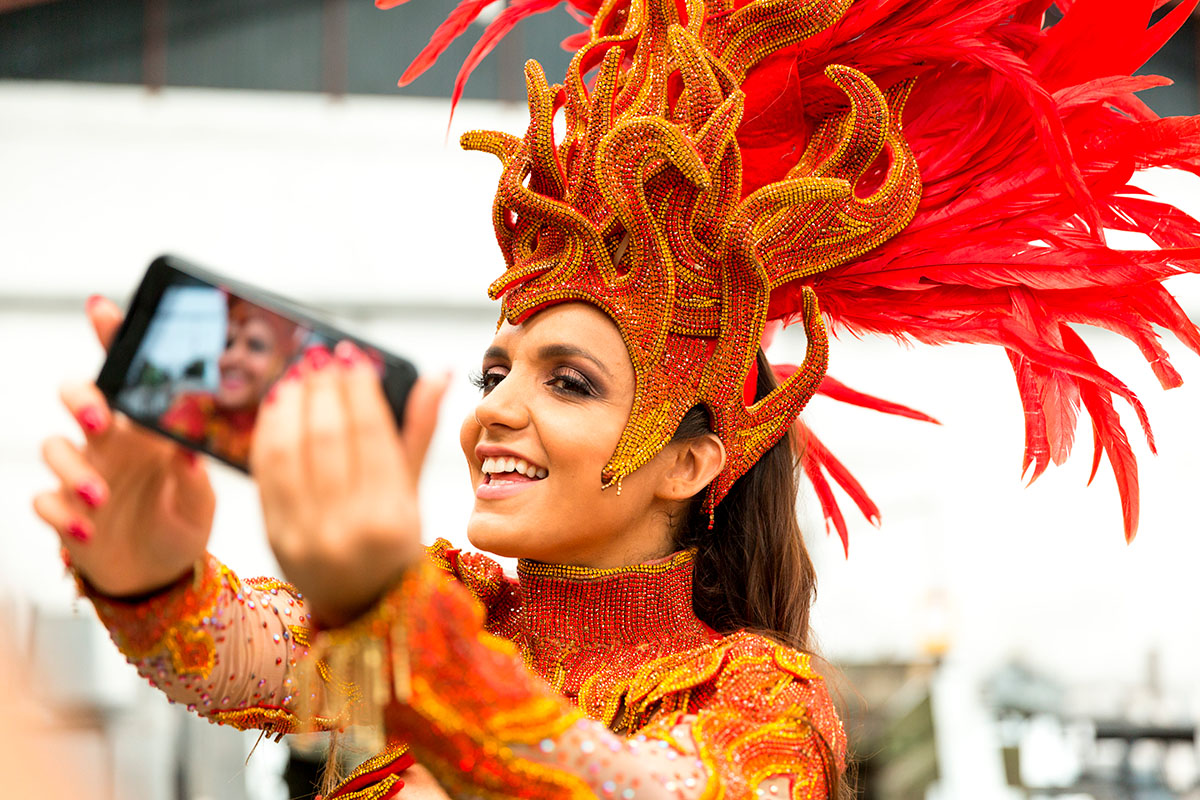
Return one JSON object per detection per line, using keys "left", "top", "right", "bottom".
{"left": 513, "top": 550, "right": 715, "bottom": 650}
{"left": 430, "top": 540, "right": 723, "bottom": 725}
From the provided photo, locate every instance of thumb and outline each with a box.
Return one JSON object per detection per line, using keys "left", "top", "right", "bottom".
{"left": 400, "top": 371, "right": 452, "bottom": 485}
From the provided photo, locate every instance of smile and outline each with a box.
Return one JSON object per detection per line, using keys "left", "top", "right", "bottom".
{"left": 477, "top": 456, "right": 547, "bottom": 500}
{"left": 481, "top": 456, "right": 548, "bottom": 481}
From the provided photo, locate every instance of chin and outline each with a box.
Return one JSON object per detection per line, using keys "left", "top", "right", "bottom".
{"left": 464, "top": 515, "right": 529, "bottom": 560}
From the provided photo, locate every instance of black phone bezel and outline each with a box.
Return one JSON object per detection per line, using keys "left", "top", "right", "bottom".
{"left": 97, "top": 254, "right": 418, "bottom": 474}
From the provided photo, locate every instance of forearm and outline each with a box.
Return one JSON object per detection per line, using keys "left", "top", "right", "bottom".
{"left": 82, "top": 554, "right": 313, "bottom": 733}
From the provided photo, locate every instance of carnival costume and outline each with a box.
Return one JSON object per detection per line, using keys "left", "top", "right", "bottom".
{"left": 78, "top": 0, "right": 1200, "bottom": 798}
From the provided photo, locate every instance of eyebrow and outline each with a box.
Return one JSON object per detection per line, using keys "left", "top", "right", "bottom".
{"left": 483, "top": 343, "right": 613, "bottom": 380}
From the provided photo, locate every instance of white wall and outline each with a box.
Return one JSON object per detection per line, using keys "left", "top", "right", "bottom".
{"left": 2, "top": 81, "right": 1199, "bottom": 798}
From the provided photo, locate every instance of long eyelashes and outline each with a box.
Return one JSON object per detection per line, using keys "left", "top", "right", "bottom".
{"left": 547, "top": 368, "right": 594, "bottom": 397}
{"left": 469, "top": 369, "right": 504, "bottom": 394}
{"left": 469, "top": 366, "right": 595, "bottom": 397}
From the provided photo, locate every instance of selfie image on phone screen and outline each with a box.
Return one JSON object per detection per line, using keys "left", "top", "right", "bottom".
{"left": 113, "top": 279, "right": 313, "bottom": 464}
{"left": 100, "top": 255, "right": 414, "bottom": 472}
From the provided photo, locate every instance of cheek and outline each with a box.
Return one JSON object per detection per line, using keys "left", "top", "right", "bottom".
{"left": 245, "top": 352, "right": 279, "bottom": 381}
{"left": 459, "top": 412, "right": 481, "bottom": 462}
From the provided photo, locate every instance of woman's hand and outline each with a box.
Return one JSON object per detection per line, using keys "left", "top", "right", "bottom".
{"left": 251, "top": 342, "right": 448, "bottom": 627}
{"left": 33, "top": 296, "right": 216, "bottom": 597}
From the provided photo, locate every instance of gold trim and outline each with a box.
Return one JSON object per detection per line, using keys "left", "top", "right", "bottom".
{"left": 517, "top": 549, "right": 694, "bottom": 581}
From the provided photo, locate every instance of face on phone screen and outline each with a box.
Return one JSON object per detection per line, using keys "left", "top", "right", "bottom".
{"left": 114, "top": 280, "right": 336, "bottom": 467}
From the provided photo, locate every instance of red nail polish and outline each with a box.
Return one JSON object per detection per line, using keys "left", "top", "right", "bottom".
{"left": 334, "top": 340, "right": 361, "bottom": 366}
{"left": 86, "top": 294, "right": 104, "bottom": 312}
{"left": 305, "top": 346, "right": 332, "bottom": 370}
{"left": 182, "top": 450, "right": 198, "bottom": 468}
{"left": 76, "top": 480, "right": 105, "bottom": 509}
{"left": 265, "top": 382, "right": 279, "bottom": 404}
{"left": 66, "top": 520, "right": 91, "bottom": 543}
{"left": 285, "top": 363, "right": 302, "bottom": 382}
{"left": 77, "top": 406, "right": 106, "bottom": 433}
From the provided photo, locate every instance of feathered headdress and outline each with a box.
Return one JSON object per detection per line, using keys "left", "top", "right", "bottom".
{"left": 385, "top": 0, "right": 1200, "bottom": 548}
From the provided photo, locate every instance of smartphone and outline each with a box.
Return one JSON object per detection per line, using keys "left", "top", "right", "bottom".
{"left": 97, "top": 254, "right": 418, "bottom": 472}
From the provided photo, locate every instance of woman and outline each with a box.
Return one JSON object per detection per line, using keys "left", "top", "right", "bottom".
{"left": 39, "top": 294, "right": 841, "bottom": 798}
{"left": 160, "top": 295, "right": 302, "bottom": 465}
{"left": 32, "top": 0, "right": 1200, "bottom": 797}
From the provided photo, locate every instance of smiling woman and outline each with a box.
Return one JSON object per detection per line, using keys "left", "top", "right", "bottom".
{"left": 30, "top": 0, "right": 1200, "bottom": 798}
{"left": 158, "top": 295, "right": 302, "bottom": 464}
{"left": 461, "top": 304, "right": 715, "bottom": 568}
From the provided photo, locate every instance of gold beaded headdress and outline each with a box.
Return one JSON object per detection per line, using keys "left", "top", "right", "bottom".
{"left": 390, "top": 0, "right": 1200, "bottom": 544}
{"left": 460, "top": 9, "right": 920, "bottom": 513}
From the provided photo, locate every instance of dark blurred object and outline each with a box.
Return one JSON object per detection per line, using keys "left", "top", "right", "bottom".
{"left": 832, "top": 661, "right": 941, "bottom": 800}
{"left": 4, "top": 1, "right": 1196, "bottom": 114}
{"left": 985, "top": 657, "right": 1199, "bottom": 799}
{"left": 0, "top": 0, "right": 580, "bottom": 102}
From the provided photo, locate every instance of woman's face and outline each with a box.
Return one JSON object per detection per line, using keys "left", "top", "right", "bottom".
{"left": 459, "top": 303, "right": 679, "bottom": 567}
{"left": 216, "top": 303, "right": 289, "bottom": 411}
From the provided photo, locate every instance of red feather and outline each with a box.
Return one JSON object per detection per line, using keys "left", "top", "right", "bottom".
{"left": 1059, "top": 324, "right": 1141, "bottom": 541}
{"left": 796, "top": 422, "right": 883, "bottom": 556}
{"left": 444, "top": 0, "right": 563, "bottom": 118}
{"left": 382, "top": 0, "right": 1200, "bottom": 542}
{"left": 396, "top": 0, "right": 508, "bottom": 88}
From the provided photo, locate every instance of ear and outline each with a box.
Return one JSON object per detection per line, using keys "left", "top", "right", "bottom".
{"left": 655, "top": 433, "right": 726, "bottom": 502}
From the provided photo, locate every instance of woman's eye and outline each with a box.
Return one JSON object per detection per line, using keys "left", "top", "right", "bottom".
{"left": 470, "top": 368, "right": 507, "bottom": 394}
{"left": 246, "top": 337, "right": 270, "bottom": 354}
{"left": 547, "top": 369, "right": 593, "bottom": 396}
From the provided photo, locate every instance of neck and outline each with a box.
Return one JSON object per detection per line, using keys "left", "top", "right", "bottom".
{"left": 515, "top": 550, "right": 710, "bottom": 647}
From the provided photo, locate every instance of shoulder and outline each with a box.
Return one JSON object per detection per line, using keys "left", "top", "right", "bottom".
{"left": 630, "top": 631, "right": 847, "bottom": 771}
{"left": 424, "top": 539, "right": 521, "bottom": 632}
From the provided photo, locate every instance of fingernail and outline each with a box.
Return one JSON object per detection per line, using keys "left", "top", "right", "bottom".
{"left": 182, "top": 450, "right": 198, "bottom": 468}
{"left": 77, "top": 406, "right": 107, "bottom": 434}
{"left": 285, "top": 363, "right": 303, "bottom": 382}
{"left": 66, "top": 520, "right": 91, "bottom": 543}
{"left": 305, "top": 346, "right": 332, "bottom": 370}
{"left": 265, "top": 382, "right": 279, "bottom": 404}
{"left": 86, "top": 294, "right": 104, "bottom": 312}
{"left": 59, "top": 547, "right": 73, "bottom": 569}
{"left": 334, "top": 340, "right": 362, "bottom": 366}
{"left": 76, "top": 480, "right": 106, "bottom": 509}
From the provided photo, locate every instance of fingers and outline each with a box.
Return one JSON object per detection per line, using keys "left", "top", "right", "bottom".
{"left": 85, "top": 294, "right": 123, "bottom": 352}
{"left": 337, "top": 342, "right": 405, "bottom": 488}
{"left": 303, "top": 347, "right": 354, "bottom": 501}
{"left": 59, "top": 380, "right": 112, "bottom": 438}
{"left": 41, "top": 436, "right": 109, "bottom": 510}
{"left": 32, "top": 489, "right": 94, "bottom": 544}
{"left": 251, "top": 361, "right": 308, "bottom": 534}
{"left": 400, "top": 370, "right": 452, "bottom": 486}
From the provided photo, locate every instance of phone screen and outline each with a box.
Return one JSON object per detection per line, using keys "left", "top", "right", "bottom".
{"left": 99, "top": 256, "right": 416, "bottom": 472}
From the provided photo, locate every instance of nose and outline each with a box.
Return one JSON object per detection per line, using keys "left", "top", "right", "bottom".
{"left": 472, "top": 374, "right": 530, "bottom": 431}
{"left": 219, "top": 342, "right": 244, "bottom": 367}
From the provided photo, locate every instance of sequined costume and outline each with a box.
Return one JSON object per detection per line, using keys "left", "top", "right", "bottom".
{"left": 160, "top": 393, "right": 258, "bottom": 465}
{"left": 84, "top": 541, "right": 844, "bottom": 798}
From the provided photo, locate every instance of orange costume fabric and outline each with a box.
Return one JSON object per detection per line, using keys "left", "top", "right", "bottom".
{"left": 84, "top": 542, "right": 844, "bottom": 799}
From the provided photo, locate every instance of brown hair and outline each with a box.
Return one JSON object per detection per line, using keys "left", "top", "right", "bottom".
{"left": 671, "top": 349, "right": 853, "bottom": 798}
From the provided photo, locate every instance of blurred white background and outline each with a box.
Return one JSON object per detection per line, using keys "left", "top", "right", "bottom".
{"left": 2, "top": 8, "right": 1199, "bottom": 798}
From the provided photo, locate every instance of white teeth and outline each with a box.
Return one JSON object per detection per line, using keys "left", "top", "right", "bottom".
{"left": 480, "top": 455, "right": 548, "bottom": 479}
